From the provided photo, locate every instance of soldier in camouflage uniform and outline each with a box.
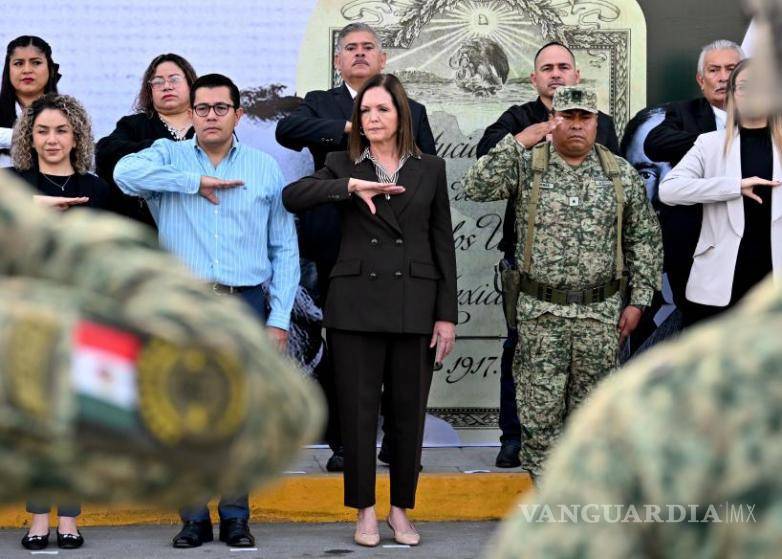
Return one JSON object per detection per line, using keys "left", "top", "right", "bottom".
{"left": 487, "top": 278, "right": 782, "bottom": 559}
{"left": 0, "top": 168, "right": 323, "bottom": 505}
{"left": 463, "top": 86, "right": 662, "bottom": 478}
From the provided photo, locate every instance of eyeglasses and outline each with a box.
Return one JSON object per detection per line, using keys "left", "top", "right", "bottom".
{"left": 193, "top": 102, "right": 235, "bottom": 117}
{"left": 148, "top": 74, "right": 185, "bottom": 90}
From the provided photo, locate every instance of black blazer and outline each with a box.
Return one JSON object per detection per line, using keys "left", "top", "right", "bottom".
{"left": 12, "top": 167, "right": 111, "bottom": 210}
{"left": 644, "top": 97, "right": 717, "bottom": 166}
{"left": 95, "top": 112, "right": 194, "bottom": 227}
{"left": 282, "top": 151, "right": 458, "bottom": 335}
{"left": 643, "top": 97, "right": 717, "bottom": 308}
{"left": 475, "top": 97, "right": 620, "bottom": 259}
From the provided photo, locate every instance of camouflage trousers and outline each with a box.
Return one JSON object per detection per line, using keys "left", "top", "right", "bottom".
{"left": 514, "top": 313, "right": 619, "bottom": 477}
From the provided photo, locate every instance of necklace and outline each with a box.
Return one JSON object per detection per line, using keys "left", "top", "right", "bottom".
{"left": 159, "top": 115, "right": 191, "bottom": 141}
{"left": 41, "top": 173, "right": 73, "bottom": 191}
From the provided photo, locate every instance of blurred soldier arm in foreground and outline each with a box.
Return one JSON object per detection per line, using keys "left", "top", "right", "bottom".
{"left": 463, "top": 134, "right": 527, "bottom": 202}
{"left": 487, "top": 280, "right": 782, "bottom": 559}
{"left": 0, "top": 169, "right": 322, "bottom": 505}
{"left": 620, "top": 161, "right": 664, "bottom": 308}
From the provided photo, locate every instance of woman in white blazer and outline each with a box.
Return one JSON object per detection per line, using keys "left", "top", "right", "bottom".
{"left": 660, "top": 59, "right": 782, "bottom": 326}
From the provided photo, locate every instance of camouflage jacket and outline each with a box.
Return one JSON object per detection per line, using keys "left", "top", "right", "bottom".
{"left": 0, "top": 170, "right": 323, "bottom": 504}
{"left": 487, "top": 278, "right": 782, "bottom": 559}
{"left": 463, "top": 133, "right": 662, "bottom": 325}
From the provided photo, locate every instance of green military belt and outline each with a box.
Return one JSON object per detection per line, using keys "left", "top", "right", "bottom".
{"left": 519, "top": 274, "right": 624, "bottom": 305}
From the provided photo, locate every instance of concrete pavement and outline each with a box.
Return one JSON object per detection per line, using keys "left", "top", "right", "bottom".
{"left": 0, "top": 521, "right": 501, "bottom": 558}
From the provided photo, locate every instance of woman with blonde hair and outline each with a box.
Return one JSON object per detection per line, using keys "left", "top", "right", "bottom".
{"left": 12, "top": 93, "right": 109, "bottom": 214}
{"left": 660, "top": 58, "right": 782, "bottom": 325}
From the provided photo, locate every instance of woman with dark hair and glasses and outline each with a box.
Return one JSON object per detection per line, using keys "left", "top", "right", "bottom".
{"left": 96, "top": 53, "right": 197, "bottom": 227}
{"left": 0, "top": 35, "right": 61, "bottom": 166}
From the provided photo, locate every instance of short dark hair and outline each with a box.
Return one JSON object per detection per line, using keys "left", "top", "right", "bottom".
{"left": 190, "top": 73, "right": 240, "bottom": 109}
{"left": 348, "top": 73, "right": 420, "bottom": 160}
{"left": 533, "top": 41, "right": 576, "bottom": 69}
{"left": 134, "top": 53, "right": 198, "bottom": 116}
{"left": 0, "top": 36, "right": 60, "bottom": 128}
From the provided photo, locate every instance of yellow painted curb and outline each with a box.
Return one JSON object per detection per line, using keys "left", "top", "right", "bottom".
{"left": 0, "top": 473, "right": 532, "bottom": 528}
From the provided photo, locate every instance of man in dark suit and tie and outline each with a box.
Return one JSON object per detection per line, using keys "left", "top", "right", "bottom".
{"left": 276, "top": 22, "right": 437, "bottom": 472}
{"left": 645, "top": 39, "right": 744, "bottom": 327}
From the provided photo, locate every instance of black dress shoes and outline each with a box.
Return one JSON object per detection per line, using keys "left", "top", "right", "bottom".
{"left": 326, "top": 449, "right": 344, "bottom": 472}
{"left": 219, "top": 518, "right": 255, "bottom": 547}
{"left": 57, "top": 531, "right": 84, "bottom": 549}
{"left": 21, "top": 531, "right": 50, "bottom": 550}
{"left": 172, "top": 520, "right": 213, "bottom": 548}
{"left": 495, "top": 442, "right": 522, "bottom": 468}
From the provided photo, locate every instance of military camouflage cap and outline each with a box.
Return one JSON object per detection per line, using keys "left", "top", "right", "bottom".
{"left": 552, "top": 85, "right": 598, "bottom": 113}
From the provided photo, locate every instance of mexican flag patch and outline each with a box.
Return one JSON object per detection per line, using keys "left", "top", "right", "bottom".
{"left": 71, "top": 320, "right": 142, "bottom": 432}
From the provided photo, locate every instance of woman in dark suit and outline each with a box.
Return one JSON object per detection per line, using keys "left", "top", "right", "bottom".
{"left": 283, "top": 73, "right": 457, "bottom": 548}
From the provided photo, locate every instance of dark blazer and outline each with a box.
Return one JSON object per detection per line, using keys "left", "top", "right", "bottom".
{"left": 644, "top": 97, "right": 717, "bottom": 167}
{"left": 282, "top": 151, "right": 458, "bottom": 334}
{"left": 95, "top": 112, "right": 194, "bottom": 227}
{"left": 276, "top": 84, "right": 438, "bottom": 267}
{"left": 475, "top": 97, "right": 620, "bottom": 259}
{"left": 12, "top": 167, "right": 111, "bottom": 210}
{"left": 643, "top": 97, "right": 717, "bottom": 309}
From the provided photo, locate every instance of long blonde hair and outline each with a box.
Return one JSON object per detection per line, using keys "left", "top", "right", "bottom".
{"left": 724, "top": 59, "right": 782, "bottom": 158}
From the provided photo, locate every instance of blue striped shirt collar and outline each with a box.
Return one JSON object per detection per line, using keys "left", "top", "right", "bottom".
{"left": 191, "top": 136, "right": 241, "bottom": 162}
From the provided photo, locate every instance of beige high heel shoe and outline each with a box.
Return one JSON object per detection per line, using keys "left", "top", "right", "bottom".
{"left": 387, "top": 516, "right": 420, "bottom": 546}
{"left": 353, "top": 523, "right": 380, "bottom": 547}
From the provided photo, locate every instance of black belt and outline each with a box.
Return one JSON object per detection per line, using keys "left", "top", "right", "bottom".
{"left": 210, "top": 282, "right": 261, "bottom": 295}
{"left": 519, "top": 274, "right": 625, "bottom": 305}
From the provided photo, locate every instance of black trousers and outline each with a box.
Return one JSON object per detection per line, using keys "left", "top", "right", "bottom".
{"left": 499, "top": 328, "right": 521, "bottom": 445}
{"left": 327, "top": 329, "right": 434, "bottom": 509}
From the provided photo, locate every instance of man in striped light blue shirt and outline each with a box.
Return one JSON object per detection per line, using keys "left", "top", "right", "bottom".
{"left": 114, "top": 74, "right": 299, "bottom": 549}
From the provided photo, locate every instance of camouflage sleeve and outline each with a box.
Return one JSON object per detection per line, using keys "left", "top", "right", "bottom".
{"left": 620, "top": 162, "right": 663, "bottom": 307}
{"left": 463, "top": 133, "right": 527, "bottom": 202}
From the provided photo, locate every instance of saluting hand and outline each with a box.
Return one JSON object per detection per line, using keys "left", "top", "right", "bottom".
{"left": 33, "top": 195, "right": 89, "bottom": 211}
{"left": 430, "top": 320, "right": 456, "bottom": 366}
{"left": 741, "top": 176, "right": 780, "bottom": 204}
{"left": 348, "top": 178, "right": 405, "bottom": 215}
{"left": 514, "top": 117, "right": 563, "bottom": 149}
{"left": 199, "top": 176, "right": 244, "bottom": 205}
